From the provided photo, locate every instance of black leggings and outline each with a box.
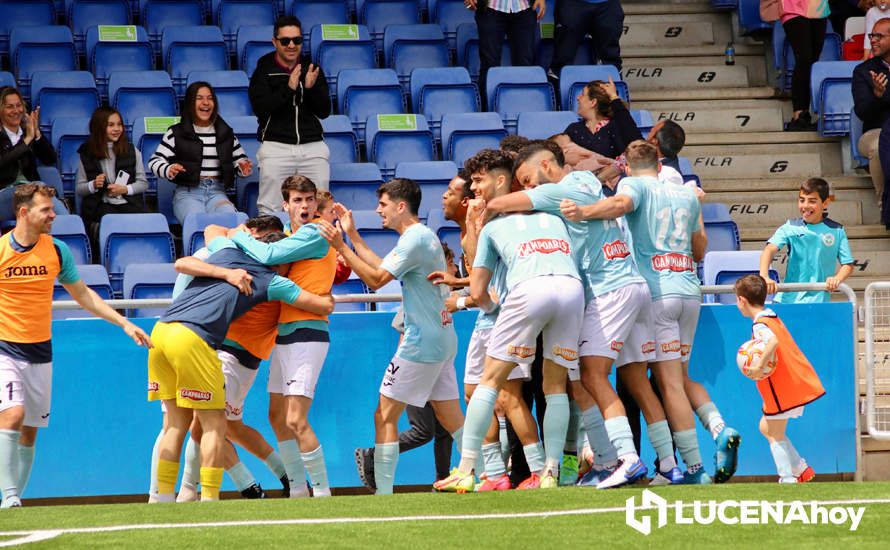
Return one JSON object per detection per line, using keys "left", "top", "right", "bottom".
{"left": 783, "top": 16, "right": 827, "bottom": 113}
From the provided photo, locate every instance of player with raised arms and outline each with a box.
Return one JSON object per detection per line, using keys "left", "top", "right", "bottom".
{"left": 318, "top": 178, "right": 465, "bottom": 495}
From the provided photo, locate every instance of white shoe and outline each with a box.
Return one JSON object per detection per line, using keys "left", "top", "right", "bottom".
{"left": 147, "top": 493, "right": 159, "bottom": 504}
{"left": 289, "top": 484, "right": 310, "bottom": 498}
{"left": 596, "top": 457, "right": 647, "bottom": 489}
{"left": 176, "top": 484, "right": 198, "bottom": 502}
{"left": 1, "top": 496, "right": 22, "bottom": 508}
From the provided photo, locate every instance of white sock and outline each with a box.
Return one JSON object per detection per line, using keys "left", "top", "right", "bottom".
{"left": 279, "top": 440, "right": 308, "bottom": 497}
{"left": 149, "top": 430, "right": 163, "bottom": 498}
{"left": 226, "top": 462, "right": 256, "bottom": 492}
{"left": 263, "top": 450, "right": 287, "bottom": 479}
{"left": 301, "top": 446, "right": 331, "bottom": 497}
{"left": 0, "top": 430, "right": 20, "bottom": 504}
{"left": 181, "top": 437, "right": 201, "bottom": 489}
{"left": 16, "top": 443, "right": 34, "bottom": 497}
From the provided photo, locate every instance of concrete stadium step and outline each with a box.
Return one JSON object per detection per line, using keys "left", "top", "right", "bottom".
{"left": 863, "top": 449, "right": 890, "bottom": 480}
{"left": 623, "top": 1, "right": 719, "bottom": 15}
{"left": 620, "top": 64, "right": 749, "bottom": 90}
{"left": 716, "top": 199, "right": 862, "bottom": 227}
{"left": 702, "top": 175, "right": 873, "bottom": 193}
{"left": 620, "top": 21, "right": 715, "bottom": 48}
{"left": 631, "top": 86, "right": 779, "bottom": 101}
{"left": 632, "top": 103, "right": 785, "bottom": 133}
{"left": 682, "top": 143, "right": 842, "bottom": 178}
{"left": 706, "top": 188, "right": 880, "bottom": 225}
{"left": 686, "top": 131, "right": 838, "bottom": 146}
{"left": 742, "top": 224, "right": 889, "bottom": 242}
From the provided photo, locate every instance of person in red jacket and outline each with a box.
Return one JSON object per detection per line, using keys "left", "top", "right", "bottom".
{"left": 735, "top": 274, "right": 825, "bottom": 483}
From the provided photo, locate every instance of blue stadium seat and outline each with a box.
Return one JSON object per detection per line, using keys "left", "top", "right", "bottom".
{"left": 321, "top": 115, "right": 359, "bottom": 163}
{"left": 738, "top": 0, "right": 770, "bottom": 35}
{"left": 329, "top": 162, "right": 383, "bottom": 211}
{"left": 292, "top": 0, "right": 349, "bottom": 57}
{"left": 536, "top": 37, "right": 594, "bottom": 71}
{"left": 701, "top": 202, "right": 732, "bottom": 223}
{"left": 99, "top": 213, "right": 175, "bottom": 294}
{"left": 215, "top": 0, "right": 276, "bottom": 57}
{"left": 394, "top": 160, "right": 456, "bottom": 220}
{"left": 69, "top": 0, "right": 131, "bottom": 57}
{"left": 51, "top": 214, "right": 92, "bottom": 265}
{"left": 337, "top": 68, "right": 404, "bottom": 141}
{"left": 109, "top": 71, "right": 178, "bottom": 129}
{"left": 311, "top": 24, "right": 376, "bottom": 103}
{"left": 440, "top": 112, "right": 507, "bottom": 166}
{"left": 181, "top": 211, "right": 249, "bottom": 255}
{"left": 53, "top": 264, "right": 114, "bottom": 319}
{"left": 383, "top": 24, "right": 450, "bottom": 91}
{"left": 331, "top": 277, "right": 370, "bottom": 312}
{"left": 37, "top": 166, "right": 66, "bottom": 201}
{"left": 10, "top": 26, "right": 77, "bottom": 101}
{"left": 132, "top": 114, "right": 178, "bottom": 198}
{"left": 86, "top": 25, "right": 153, "bottom": 102}
{"left": 0, "top": 72, "right": 15, "bottom": 88}
{"left": 485, "top": 66, "right": 554, "bottom": 134}
{"left": 143, "top": 0, "right": 203, "bottom": 57}
{"left": 429, "top": 0, "right": 475, "bottom": 52}
{"left": 226, "top": 115, "right": 260, "bottom": 162}
{"left": 31, "top": 72, "right": 99, "bottom": 139}
{"left": 703, "top": 251, "right": 779, "bottom": 304}
{"left": 51, "top": 116, "right": 91, "bottom": 196}
{"left": 425, "top": 207, "right": 461, "bottom": 260}
{"left": 710, "top": 0, "right": 738, "bottom": 9}
{"left": 122, "top": 262, "right": 178, "bottom": 317}
{"left": 353, "top": 209, "right": 399, "bottom": 258}
{"left": 162, "top": 26, "right": 229, "bottom": 96}
{"left": 366, "top": 114, "right": 435, "bottom": 179}
{"left": 236, "top": 176, "right": 259, "bottom": 217}
{"left": 187, "top": 71, "right": 252, "bottom": 117}
{"left": 360, "top": 0, "right": 420, "bottom": 54}
{"left": 237, "top": 25, "right": 274, "bottom": 73}
{"left": 811, "top": 60, "right": 858, "bottom": 136}
{"left": 0, "top": 1, "right": 55, "bottom": 64}
{"left": 850, "top": 108, "right": 867, "bottom": 167}
{"left": 630, "top": 109, "right": 654, "bottom": 134}
{"left": 558, "top": 65, "right": 628, "bottom": 112}
{"left": 516, "top": 111, "right": 579, "bottom": 140}
{"left": 773, "top": 22, "right": 843, "bottom": 90}
{"left": 455, "top": 23, "right": 511, "bottom": 83}
{"left": 703, "top": 220, "right": 740, "bottom": 252}
{"left": 410, "top": 67, "right": 478, "bottom": 142}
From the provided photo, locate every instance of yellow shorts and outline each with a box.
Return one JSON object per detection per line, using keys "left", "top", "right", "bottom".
{"left": 147, "top": 322, "right": 226, "bottom": 410}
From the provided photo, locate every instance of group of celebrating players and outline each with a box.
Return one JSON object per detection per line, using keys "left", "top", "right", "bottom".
{"left": 0, "top": 136, "right": 745, "bottom": 507}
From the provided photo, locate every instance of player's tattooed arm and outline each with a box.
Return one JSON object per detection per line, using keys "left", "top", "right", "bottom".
{"left": 560, "top": 195, "right": 632, "bottom": 221}
{"left": 318, "top": 220, "right": 394, "bottom": 290}
{"left": 174, "top": 256, "right": 254, "bottom": 295}
{"left": 759, "top": 244, "right": 780, "bottom": 295}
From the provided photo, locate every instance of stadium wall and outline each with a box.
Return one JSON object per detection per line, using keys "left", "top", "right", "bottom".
{"left": 29, "top": 303, "right": 855, "bottom": 498}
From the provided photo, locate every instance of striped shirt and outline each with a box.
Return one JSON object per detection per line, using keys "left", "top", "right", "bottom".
{"left": 148, "top": 124, "right": 247, "bottom": 181}
{"left": 488, "top": 0, "right": 530, "bottom": 13}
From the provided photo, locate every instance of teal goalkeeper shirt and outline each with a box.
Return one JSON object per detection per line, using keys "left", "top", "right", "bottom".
{"left": 768, "top": 218, "right": 854, "bottom": 303}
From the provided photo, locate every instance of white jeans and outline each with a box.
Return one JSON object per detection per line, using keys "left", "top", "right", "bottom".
{"left": 257, "top": 140, "right": 330, "bottom": 214}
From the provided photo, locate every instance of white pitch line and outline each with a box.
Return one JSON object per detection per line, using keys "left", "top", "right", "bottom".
{"left": 1, "top": 497, "right": 890, "bottom": 547}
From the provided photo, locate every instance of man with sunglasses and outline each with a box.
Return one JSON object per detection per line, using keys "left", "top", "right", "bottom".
{"left": 249, "top": 15, "right": 331, "bottom": 215}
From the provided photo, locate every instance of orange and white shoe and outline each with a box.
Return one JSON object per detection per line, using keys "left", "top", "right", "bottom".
{"left": 475, "top": 474, "right": 511, "bottom": 492}
{"left": 797, "top": 466, "right": 815, "bottom": 483}
{"left": 516, "top": 473, "right": 541, "bottom": 490}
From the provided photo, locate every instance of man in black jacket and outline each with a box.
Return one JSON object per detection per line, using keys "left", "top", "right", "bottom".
{"left": 853, "top": 18, "right": 890, "bottom": 210}
{"left": 248, "top": 16, "right": 331, "bottom": 215}
{"left": 0, "top": 88, "right": 67, "bottom": 221}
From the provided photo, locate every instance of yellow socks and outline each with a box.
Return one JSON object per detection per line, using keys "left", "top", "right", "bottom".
{"left": 200, "top": 467, "right": 224, "bottom": 501}
{"left": 156, "top": 459, "right": 179, "bottom": 497}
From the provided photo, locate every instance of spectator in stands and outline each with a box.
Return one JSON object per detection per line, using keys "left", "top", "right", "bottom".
{"left": 563, "top": 79, "right": 642, "bottom": 160}
{"left": 548, "top": 133, "right": 615, "bottom": 173}
{"left": 763, "top": 0, "right": 829, "bottom": 131}
{"left": 149, "top": 81, "right": 251, "bottom": 225}
{"left": 854, "top": 17, "right": 890, "bottom": 211}
{"left": 549, "top": 0, "right": 625, "bottom": 79}
{"left": 468, "top": 0, "right": 546, "bottom": 108}
{"left": 832, "top": 0, "right": 866, "bottom": 43}
{"left": 499, "top": 135, "right": 532, "bottom": 158}
{"left": 861, "top": 0, "right": 890, "bottom": 59}
{"left": 249, "top": 15, "right": 331, "bottom": 214}
{"left": 76, "top": 106, "right": 147, "bottom": 239}
{"left": 0, "top": 87, "right": 66, "bottom": 220}
{"left": 647, "top": 119, "right": 685, "bottom": 173}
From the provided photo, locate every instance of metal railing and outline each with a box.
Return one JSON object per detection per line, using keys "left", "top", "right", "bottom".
{"left": 865, "top": 283, "right": 890, "bottom": 445}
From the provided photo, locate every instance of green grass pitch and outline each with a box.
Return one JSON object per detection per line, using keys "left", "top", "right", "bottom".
{"left": 1, "top": 482, "right": 889, "bottom": 548}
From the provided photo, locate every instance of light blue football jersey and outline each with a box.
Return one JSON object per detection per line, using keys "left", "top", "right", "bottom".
{"left": 617, "top": 175, "right": 702, "bottom": 299}
{"left": 380, "top": 223, "right": 458, "bottom": 363}
{"left": 525, "top": 171, "right": 645, "bottom": 301}
{"left": 768, "top": 217, "right": 854, "bottom": 303}
{"left": 473, "top": 259, "right": 508, "bottom": 331}
{"left": 474, "top": 211, "right": 580, "bottom": 291}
